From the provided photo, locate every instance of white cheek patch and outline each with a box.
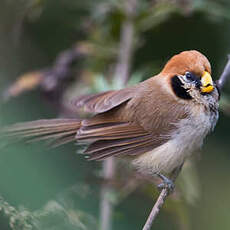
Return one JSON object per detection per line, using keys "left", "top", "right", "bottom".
{"left": 178, "top": 75, "right": 195, "bottom": 90}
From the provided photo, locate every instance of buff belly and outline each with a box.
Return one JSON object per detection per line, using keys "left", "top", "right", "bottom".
{"left": 132, "top": 109, "right": 217, "bottom": 175}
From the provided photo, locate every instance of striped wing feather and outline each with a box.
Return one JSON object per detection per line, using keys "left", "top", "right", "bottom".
{"left": 76, "top": 118, "right": 167, "bottom": 161}
{"left": 72, "top": 87, "right": 135, "bottom": 113}
{"left": 2, "top": 119, "right": 81, "bottom": 147}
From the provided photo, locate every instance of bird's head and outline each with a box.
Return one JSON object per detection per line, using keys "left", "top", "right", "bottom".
{"left": 162, "top": 50, "right": 218, "bottom": 101}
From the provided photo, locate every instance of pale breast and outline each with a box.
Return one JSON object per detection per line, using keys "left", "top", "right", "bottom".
{"left": 132, "top": 104, "right": 218, "bottom": 175}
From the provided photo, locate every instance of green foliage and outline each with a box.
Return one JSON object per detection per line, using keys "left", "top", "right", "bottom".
{"left": 0, "top": 185, "right": 97, "bottom": 230}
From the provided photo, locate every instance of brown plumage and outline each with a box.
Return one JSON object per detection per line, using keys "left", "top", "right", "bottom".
{"left": 2, "top": 50, "right": 219, "bottom": 176}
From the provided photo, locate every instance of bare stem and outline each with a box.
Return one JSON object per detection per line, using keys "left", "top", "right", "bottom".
{"left": 142, "top": 188, "right": 169, "bottom": 230}
{"left": 99, "top": 1, "right": 136, "bottom": 230}
{"left": 216, "top": 55, "right": 230, "bottom": 90}
{"left": 99, "top": 157, "right": 116, "bottom": 230}
{"left": 142, "top": 165, "right": 183, "bottom": 230}
{"left": 113, "top": 0, "right": 136, "bottom": 85}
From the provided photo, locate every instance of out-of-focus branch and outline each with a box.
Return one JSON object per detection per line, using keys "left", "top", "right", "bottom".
{"left": 3, "top": 45, "right": 90, "bottom": 100}
{"left": 39, "top": 46, "right": 87, "bottom": 115}
{"left": 99, "top": 157, "right": 116, "bottom": 230}
{"left": 2, "top": 45, "right": 89, "bottom": 116}
{"left": 216, "top": 55, "right": 230, "bottom": 90}
{"left": 113, "top": 0, "right": 136, "bottom": 85}
{"left": 99, "top": 1, "right": 137, "bottom": 230}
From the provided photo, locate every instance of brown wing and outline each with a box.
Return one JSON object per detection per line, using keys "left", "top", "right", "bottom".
{"left": 2, "top": 75, "right": 188, "bottom": 161}
{"left": 76, "top": 76, "right": 189, "bottom": 160}
{"left": 76, "top": 117, "right": 168, "bottom": 161}
{"left": 71, "top": 87, "right": 135, "bottom": 113}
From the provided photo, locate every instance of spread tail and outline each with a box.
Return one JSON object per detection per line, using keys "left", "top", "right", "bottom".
{"left": 1, "top": 119, "right": 81, "bottom": 147}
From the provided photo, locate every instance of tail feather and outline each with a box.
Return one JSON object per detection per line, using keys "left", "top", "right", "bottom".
{"left": 1, "top": 119, "right": 81, "bottom": 146}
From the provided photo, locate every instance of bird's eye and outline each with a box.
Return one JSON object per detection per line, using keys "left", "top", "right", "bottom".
{"left": 185, "top": 72, "right": 195, "bottom": 81}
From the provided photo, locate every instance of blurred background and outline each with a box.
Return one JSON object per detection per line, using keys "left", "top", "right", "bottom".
{"left": 0, "top": 0, "right": 230, "bottom": 229}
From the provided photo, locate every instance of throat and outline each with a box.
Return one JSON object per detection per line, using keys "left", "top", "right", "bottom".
{"left": 171, "top": 76, "right": 192, "bottom": 100}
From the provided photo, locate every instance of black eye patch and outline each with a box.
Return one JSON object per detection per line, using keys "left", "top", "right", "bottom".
{"left": 171, "top": 76, "right": 192, "bottom": 100}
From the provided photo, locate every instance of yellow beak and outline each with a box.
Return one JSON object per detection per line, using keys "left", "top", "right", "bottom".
{"left": 201, "top": 71, "right": 214, "bottom": 93}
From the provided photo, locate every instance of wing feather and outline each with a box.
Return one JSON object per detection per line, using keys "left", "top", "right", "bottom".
{"left": 2, "top": 119, "right": 81, "bottom": 146}
{"left": 76, "top": 118, "right": 168, "bottom": 160}
{"left": 72, "top": 87, "right": 135, "bottom": 113}
{"left": 87, "top": 139, "right": 154, "bottom": 161}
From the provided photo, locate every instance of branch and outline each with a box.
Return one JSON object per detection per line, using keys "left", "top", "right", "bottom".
{"left": 216, "top": 55, "right": 230, "bottom": 90}
{"left": 142, "top": 188, "right": 169, "bottom": 230}
{"left": 142, "top": 165, "right": 182, "bottom": 230}
{"left": 113, "top": 0, "right": 136, "bottom": 85}
{"left": 99, "top": 158, "right": 116, "bottom": 230}
{"left": 2, "top": 45, "right": 89, "bottom": 117}
{"left": 99, "top": 1, "right": 137, "bottom": 230}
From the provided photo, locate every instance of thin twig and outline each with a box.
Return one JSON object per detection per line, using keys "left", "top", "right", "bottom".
{"left": 142, "top": 165, "right": 183, "bottom": 230}
{"left": 142, "top": 188, "right": 169, "bottom": 230}
{"left": 216, "top": 55, "right": 230, "bottom": 90}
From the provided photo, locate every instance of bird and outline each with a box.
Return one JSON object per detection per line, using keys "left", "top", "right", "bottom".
{"left": 2, "top": 50, "right": 220, "bottom": 190}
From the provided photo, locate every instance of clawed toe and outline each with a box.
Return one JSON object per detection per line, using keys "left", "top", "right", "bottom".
{"left": 156, "top": 173, "right": 175, "bottom": 193}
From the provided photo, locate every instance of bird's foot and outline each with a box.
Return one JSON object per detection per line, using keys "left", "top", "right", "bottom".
{"left": 155, "top": 173, "right": 175, "bottom": 194}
